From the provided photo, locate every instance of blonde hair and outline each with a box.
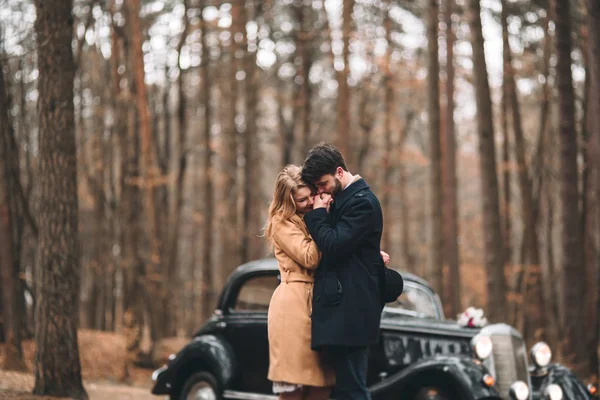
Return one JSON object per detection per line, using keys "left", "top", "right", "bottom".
{"left": 263, "top": 165, "right": 309, "bottom": 246}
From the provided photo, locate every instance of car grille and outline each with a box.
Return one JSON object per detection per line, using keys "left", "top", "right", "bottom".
{"left": 485, "top": 325, "right": 531, "bottom": 400}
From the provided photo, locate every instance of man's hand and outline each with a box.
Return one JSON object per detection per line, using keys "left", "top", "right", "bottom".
{"left": 380, "top": 250, "right": 390, "bottom": 266}
{"left": 313, "top": 193, "right": 333, "bottom": 212}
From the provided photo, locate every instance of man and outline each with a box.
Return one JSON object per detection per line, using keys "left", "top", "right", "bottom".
{"left": 302, "top": 143, "right": 385, "bottom": 400}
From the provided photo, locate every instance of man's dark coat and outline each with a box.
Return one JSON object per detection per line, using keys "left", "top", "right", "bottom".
{"left": 304, "top": 178, "right": 385, "bottom": 349}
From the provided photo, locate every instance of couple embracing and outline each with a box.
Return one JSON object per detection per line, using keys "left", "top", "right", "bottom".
{"left": 264, "top": 143, "right": 395, "bottom": 400}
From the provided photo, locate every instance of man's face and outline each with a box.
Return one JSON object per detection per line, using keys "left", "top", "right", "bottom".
{"left": 313, "top": 172, "right": 343, "bottom": 197}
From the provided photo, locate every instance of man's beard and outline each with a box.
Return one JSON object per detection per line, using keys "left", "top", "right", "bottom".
{"left": 332, "top": 177, "right": 343, "bottom": 197}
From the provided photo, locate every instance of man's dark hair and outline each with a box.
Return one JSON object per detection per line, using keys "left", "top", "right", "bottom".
{"left": 301, "top": 142, "right": 348, "bottom": 184}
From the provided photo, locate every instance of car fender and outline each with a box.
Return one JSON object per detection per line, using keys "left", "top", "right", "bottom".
{"left": 530, "top": 364, "right": 592, "bottom": 400}
{"left": 151, "top": 334, "right": 237, "bottom": 395}
{"left": 369, "top": 355, "right": 501, "bottom": 400}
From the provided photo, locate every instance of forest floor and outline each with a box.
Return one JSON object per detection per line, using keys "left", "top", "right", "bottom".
{"left": 0, "top": 330, "right": 168, "bottom": 400}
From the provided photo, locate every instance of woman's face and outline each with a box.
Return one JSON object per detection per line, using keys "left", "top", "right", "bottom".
{"left": 293, "top": 186, "right": 314, "bottom": 215}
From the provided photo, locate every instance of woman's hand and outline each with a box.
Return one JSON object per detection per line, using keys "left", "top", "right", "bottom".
{"left": 380, "top": 250, "right": 390, "bottom": 266}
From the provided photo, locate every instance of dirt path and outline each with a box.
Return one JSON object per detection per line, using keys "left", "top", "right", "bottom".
{"left": 0, "top": 370, "right": 167, "bottom": 400}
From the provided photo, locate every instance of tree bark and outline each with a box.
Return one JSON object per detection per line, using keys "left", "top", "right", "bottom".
{"left": 293, "top": 3, "right": 312, "bottom": 157}
{"left": 32, "top": 0, "right": 87, "bottom": 397}
{"left": 108, "top": 0, "right": 124, "bottom": 334}
{"left": 553, "top": 0, "right": 586, "bottom": 375}
{"left": 129, "top": 0, "right": 164, "bottom": 342}
{"left": 357, "top": 79, "right": 376, "bottom": 174}
{"left": 500, "top": 3, "right": 512, "bottom": 296}
{"left": 280, "top": 86, "right": 294, "bottom": 166}
{"left": 112, "top": 0, "right": 145, "bottom": 357}
{"left": 381, "top": 0, "right": 395, "bottom": 254}
{"left": 200, "top": 2, "right": 215, "bottom": 320}
{"left": 442, "top": 0, "right": 461, "bottom": 318}
{"left": 501, "top": 0, "right": 543, "bottom": 342}
{"left": 399, "top": 111, "right": 415, "bottom": 273}
{"left": 467, "top": 0, "right": 506, "bottom": 322}
{"left": 585, "top": 0, "right": 600, "bottom": 379}
{"left": 535, "top": 11, "right": 560, "bottom": 353}
{"left": 220, "top": 0, "right": 242, "bottom": 287}
{"left": 241, "top": 1, "right": 263, "bottom": 263}
{"left": 427, "top": 0, "right": 444, "bottom": 297}
{"left": 0, "top": 55, "right": 26, "bottom": 371}
{"left": 335, "top": 0, "right": 353, "bottom": 157}
{"left": 163, "top": 0, "right": 191, "bottom": 338}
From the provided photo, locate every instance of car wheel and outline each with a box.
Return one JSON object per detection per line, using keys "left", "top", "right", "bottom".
{"left": 413, "top": 387, "right": 451, "bottom": 400}
{"left": 180, "top": 371, "right": 221, "bottom": 400}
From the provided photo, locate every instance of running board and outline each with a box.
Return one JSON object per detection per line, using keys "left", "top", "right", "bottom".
{"left": 223, "top": 390, "right": 279, "bottom": 400}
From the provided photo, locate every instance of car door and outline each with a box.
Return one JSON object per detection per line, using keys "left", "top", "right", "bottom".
{"left": 221, "top": 272, "right": 280, "bottom": 394}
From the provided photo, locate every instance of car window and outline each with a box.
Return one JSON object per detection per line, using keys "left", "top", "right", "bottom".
{"left": 233, "top": 275, "right": 280, "bottom": 312}
{"left": 384, "top": 283, "right": 439, "bottom": 318}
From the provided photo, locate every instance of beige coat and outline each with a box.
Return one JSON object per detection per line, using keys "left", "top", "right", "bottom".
{"left": 267, "top": 214, "right": 336, "bottom": 387}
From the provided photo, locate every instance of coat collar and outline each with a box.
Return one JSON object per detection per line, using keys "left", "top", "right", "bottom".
{"left": 332, "top": 177, "right": 369, "bottom": 211}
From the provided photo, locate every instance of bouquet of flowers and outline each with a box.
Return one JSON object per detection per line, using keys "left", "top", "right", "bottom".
{"left": 457, "top": 307, "right": 488, "bottom": 328}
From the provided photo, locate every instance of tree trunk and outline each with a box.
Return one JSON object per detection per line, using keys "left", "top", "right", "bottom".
{"left": 427, "top": 0, "right": 444, "bottom": 297}
{"left": 220, "top": 0, "right": 242, "bottom": 286}
{"left": 585, "top": 0, "right": 600, "bottom": 380}
{"left": 200, "top": 3, "right": 215, "bottom": 320}
{"left": 553, "top": 0, "right": 586, "bottom": 375}
{"left": 399, "top": 111, "right": 415, "bottom": 273}
{"left": 501, "top": 0, "right": 543, "bottom": 342}
{"left": 357, "top": 80, "right": 376, "bottom": 174}
{"left": 112, "top": 0, "right": 144, "bottom": 355}
{"left": 0, "top": 58, "right": 26, "bottom": 371}
{"left": 541, "top": 165, "right": 562, "bottom": 353}
{"left": 90, "top": 66, "right": 109, "bottom": 331}
{"left": 162, "top": 0, "right": 191, "bottom": 338}
{"left": 467, "top": 0, "right": 506, "bottom": 322}
{"left": 500, "top": 4, "right": 512, "bottom": 303}
{"left": 535, "top": 11, "right": 560, "bottom": 353}
{"left": 0, "top": 285, "right": 3, "bottom": 343}
{"left": 32, "top": 0, "right": 87, "bottom": 397}
{"left": 381, "top": 0, "right": 394, "bottom": 253}
{"left": 293, "top": 3, "right": 312, "bottom": 157}
{"left": 119, "top": 0, "right": 148, "bottom": 367}
{"left": 129, "top": 0, "right": 163, "bottom": 342}
{"left": 16, "top": 58, "right": 37, "bottom": 341}
{"left": 241, "top": 1, "right": 263, "bottom": 263}
{"left": 108, "top": 0, "right": 124, "bottom": 334}
{"left": 442, "top": 0, "right": 461, "bottom": 318}
{"left": 121, "top": 99, "right": 145, "bottom": 366}
{"left": 17, "top": 58, "right": 34, "bottom": 197}
{"left": 280, "top": 86, "right": 294, "bottom": 166}
{"left": 336, "top": 0, "right": 353, "bottom": 157}
{"left": 0, "top": 175, "right": 25, "bottom": 372}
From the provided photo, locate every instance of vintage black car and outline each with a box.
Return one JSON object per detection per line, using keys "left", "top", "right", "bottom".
{"left": 151, "top": 258, "right": 597, "bottom": 400}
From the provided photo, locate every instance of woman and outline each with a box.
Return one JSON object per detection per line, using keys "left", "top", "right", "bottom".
{"left": 264, "top": 165, "right": 334, "bottom": 400}
{"left": 264, "top": 165, "right": 389, "bottom": 400}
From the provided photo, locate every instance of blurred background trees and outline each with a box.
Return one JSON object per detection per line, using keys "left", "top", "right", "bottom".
{"left": 0, "top": 0, "right": 598, "bottom": 383}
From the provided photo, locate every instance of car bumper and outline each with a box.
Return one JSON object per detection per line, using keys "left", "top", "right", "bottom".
{"left": 151, "top": 365, "right": 172, "bottom": 395}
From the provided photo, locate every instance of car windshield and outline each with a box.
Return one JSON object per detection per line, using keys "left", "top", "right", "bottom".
{"left": 384, "top": 283, "right": 439, "bottom": 319}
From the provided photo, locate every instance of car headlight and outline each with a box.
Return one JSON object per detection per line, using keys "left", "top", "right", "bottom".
{"left": 530, "top": 342, "right": 552, "bottom": 368}
{"left": 471, "top": 334, "right": 493, "bottom": 359}
{"left": 509, "top": 381, "right": 529, "bottom": 400}
{"left": 545, "top": 384, "right": 563, "bottom": 400}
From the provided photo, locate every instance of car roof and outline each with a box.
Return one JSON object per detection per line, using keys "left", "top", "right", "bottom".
{"left": 231, "top": 257, "right": 432, "bottom": 289}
